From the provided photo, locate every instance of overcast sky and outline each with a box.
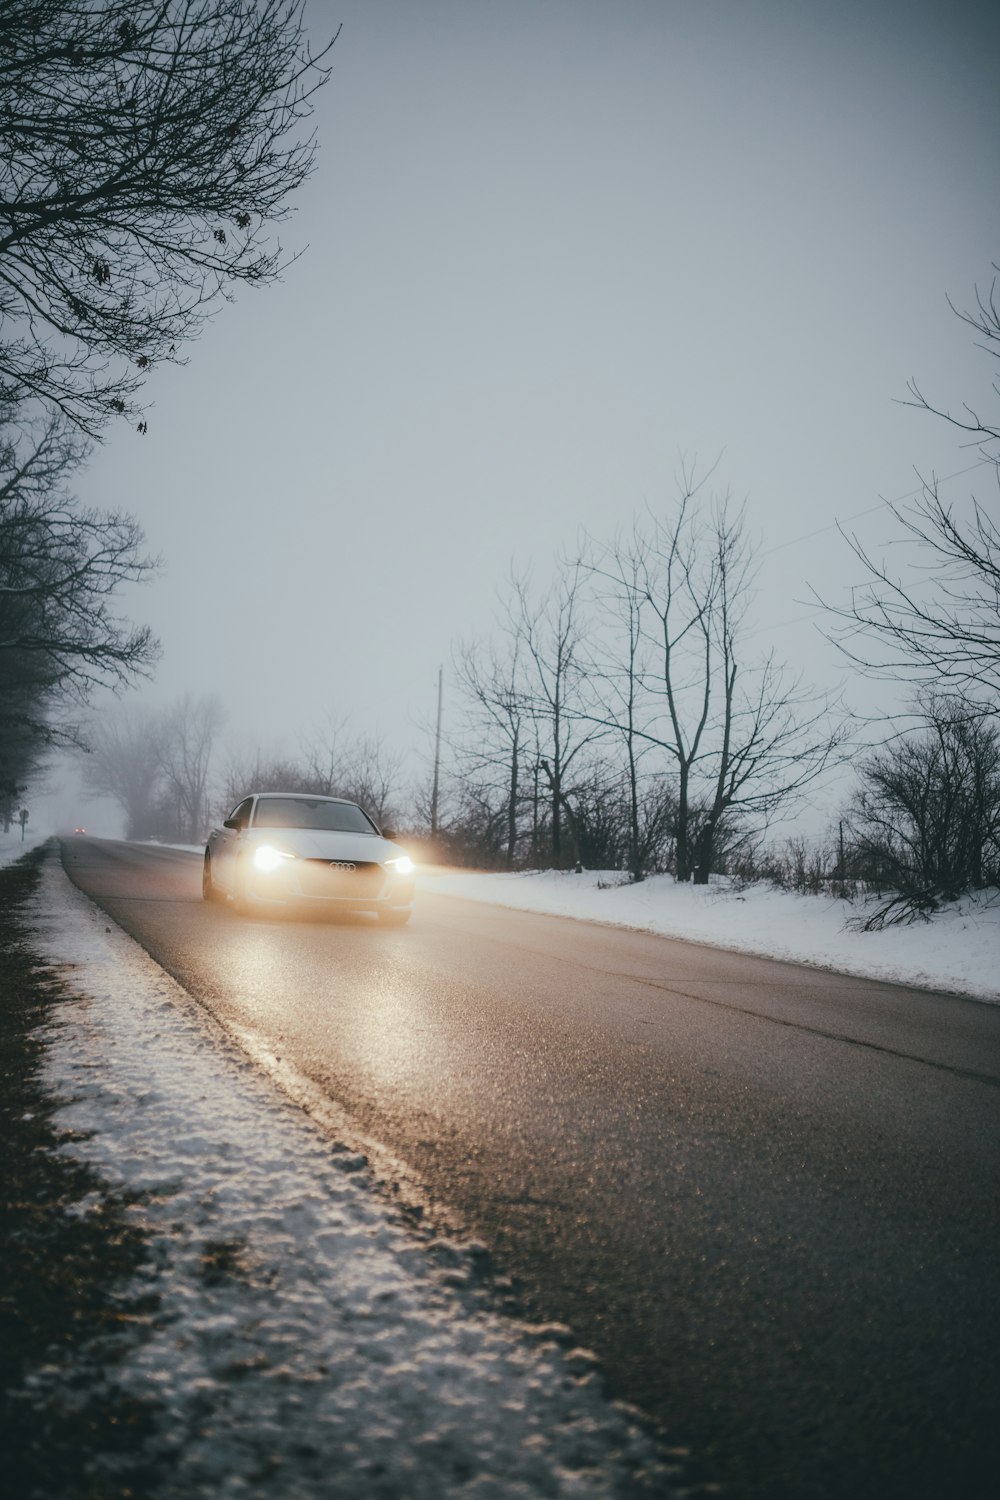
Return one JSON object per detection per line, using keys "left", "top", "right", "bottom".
{"left": 58, "top": 0, "right": 1000, "bottom": 826}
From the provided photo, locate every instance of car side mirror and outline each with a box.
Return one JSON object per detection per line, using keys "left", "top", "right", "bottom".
{"left": 223, "top": 817, "right": 240, "bottom": 830}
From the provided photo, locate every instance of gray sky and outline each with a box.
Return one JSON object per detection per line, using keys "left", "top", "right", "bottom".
{"left": 65, "top": 0, "right": 1000, "bottom": 818}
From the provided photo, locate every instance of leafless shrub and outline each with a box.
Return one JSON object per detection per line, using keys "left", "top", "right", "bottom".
{"left": 839, "top": 696, "right": 1000, "bottom": 926}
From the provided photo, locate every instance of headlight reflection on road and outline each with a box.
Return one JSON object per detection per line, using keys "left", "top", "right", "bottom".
{"left": 347, "top": 970, "right": 440, "bottom": 1086}
{"left": 214, "top": 918, "right": 441, "bottom": 1092}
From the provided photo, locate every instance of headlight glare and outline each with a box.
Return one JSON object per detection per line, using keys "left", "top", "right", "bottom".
{"left": 385, "top": 854, "right": 415, "bottom": 875}
{"left": 253, "top": 844, "right": 294, "bottom": 873}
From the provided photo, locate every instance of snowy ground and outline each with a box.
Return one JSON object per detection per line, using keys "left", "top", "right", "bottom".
{"left": 421, "top": 868, "right": 1000, "bottom": 1003}
{"left": 16, "top": 849, "right": 681, "bottom": 1498}
{"left": 0, "top": 825, "right": 49, "bottom": 867}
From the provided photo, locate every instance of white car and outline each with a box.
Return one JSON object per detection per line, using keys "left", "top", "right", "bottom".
{"left": 203, "top": 792, "right": 415, "bottom": 925}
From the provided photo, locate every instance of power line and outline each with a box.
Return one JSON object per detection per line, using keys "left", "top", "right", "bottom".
{"left": 745, "top": 458, "right": 994, "bottom": 644}
{"left": 743, "top": 606, "right": 826, "bottom": 643}
{"left": 760, "top": 458, "right": 992, "bottom": 560}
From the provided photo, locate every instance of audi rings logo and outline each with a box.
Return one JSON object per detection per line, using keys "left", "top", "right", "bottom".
{"left": 330, "top": 860, "right": 356, "bottom": 872}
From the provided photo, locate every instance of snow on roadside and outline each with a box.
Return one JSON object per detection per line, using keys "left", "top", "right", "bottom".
{"left": 84, "top": 835, "right": 1000, "bottom": 1001}
{"left": 0, "top": 826, "right": 51, "bottom": 868}
{"left": 25, "top": 851, "right": 680, "bottom": 1499}
{"left": 420, "top": 868, "right": 1000, "bottom": 1003}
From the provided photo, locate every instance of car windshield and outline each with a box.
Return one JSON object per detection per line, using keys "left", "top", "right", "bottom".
{"left": 251, "top": 797, "right": 377, "bottom": 834}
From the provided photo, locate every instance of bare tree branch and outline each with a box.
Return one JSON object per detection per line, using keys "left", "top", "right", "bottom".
{"left": 822, "top": 269, "right": 1000, "bottom": 708}
{"left": 0, "top": 0, "right": 336, "bottom": 433}
{"left": 0, "top": 412, "right": 159, "bottom": 783}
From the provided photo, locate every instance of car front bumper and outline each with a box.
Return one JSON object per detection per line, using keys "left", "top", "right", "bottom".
{"left": 245, "top": 857, "right": 414, "bottom": 911}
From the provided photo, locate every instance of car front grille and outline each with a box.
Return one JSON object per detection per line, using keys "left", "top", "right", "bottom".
{"left": 299, "top": 859, "right": 386, "bottom": 900}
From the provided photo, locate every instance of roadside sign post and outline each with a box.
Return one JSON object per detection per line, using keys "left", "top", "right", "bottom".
{"left": 19, "top": 807, "right": 28, "bottom": 841}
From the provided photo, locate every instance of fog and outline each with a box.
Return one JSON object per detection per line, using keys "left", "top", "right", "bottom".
{"left": 40, "top": 0, "right": 1000, "bottom": 832}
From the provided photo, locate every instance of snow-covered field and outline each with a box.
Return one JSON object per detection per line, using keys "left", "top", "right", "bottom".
{"left": 16, "top": 850, "right": 680, "bottom": 1498}
{"left": 421, "top": 868, "right": 1000, "bottom": 1003}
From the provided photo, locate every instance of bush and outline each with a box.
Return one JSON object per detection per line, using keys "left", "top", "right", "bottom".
{"left": 843, "top": 698, "right": 1000, "bottom": 920}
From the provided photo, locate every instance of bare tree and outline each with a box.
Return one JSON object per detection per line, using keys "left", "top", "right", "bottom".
{"left": 299, "top": 713, "right": 404, "bottom": 828}
{"left": 588, "top": 469, "right": 845, "bottom": 881}
{"left": 0, "top": 694, "right": 40, "bottom": 828}
{"left": 446, "top": 776, "right": 511, "bottom": 868}
{"left": 582, "top": 528, "right": 671, "bottom": 880}
{"left": 341, "top": 733, "right": 404, "bottom": 830}
{"left": 687, "top": 506, "right": 844, "bottom": 881}
{"left": 905, "top": 272, "right": 1000, "bottom": 453}
{"left": 0, "top": 413, "right": 158, "bottom": 772}
{"left": 827, "top": 486, "right": 1000, "bottom": 705}
{"left": 454, "top": 630, "right": 527, "bottom": 869}
{"left": 299, "top": 711, "right": 357, "bottom": 796}
{"left": 217, "top": 749, "right": 315, "bottom": 814}
{"left": 157, "top": 692, "right": 225, "bottom": 842}
{"left": 822, "top": 270, "right": 1000, "bottom": 707}
{"left": 513, "top": 564, "right": 597, "bottom": 868}
{"left": 0, "top": 0, "right": 336, "bottom": 433}
{"left": 80, "top": 702, "right": 163, "bottom": 837}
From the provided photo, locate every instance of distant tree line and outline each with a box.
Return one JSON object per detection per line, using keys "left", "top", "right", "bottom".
{"left": 81, "top": 700, "right": 405, "bottom": 844}
{"left": 0, "top": 2, "right": 333, "bottom": 816}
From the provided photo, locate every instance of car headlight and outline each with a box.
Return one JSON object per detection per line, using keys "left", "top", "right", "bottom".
{"left": 253, "top": 844, "right": 295, "bottom": 873}
{"left": 384, "top": 854, "right": 414, "bottom": 876}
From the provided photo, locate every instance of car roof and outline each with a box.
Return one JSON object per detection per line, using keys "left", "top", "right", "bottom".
{"left": 252, "top": 792, "right": 357, "bottom": 805}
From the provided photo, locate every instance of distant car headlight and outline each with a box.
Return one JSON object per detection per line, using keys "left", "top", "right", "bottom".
{"left": 384, "top": 854, "right": 414, "bottom": 876}
{"left": 253, "top": 844, "right": 295, "bottom": 873}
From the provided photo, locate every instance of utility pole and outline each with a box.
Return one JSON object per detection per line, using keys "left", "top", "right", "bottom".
{"left": 430, "top": 665, "right": 443, "bottom": 838}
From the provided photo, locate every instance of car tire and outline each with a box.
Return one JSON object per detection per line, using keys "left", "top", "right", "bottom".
{"left": 378, "top": 908, "right": 412, "bottom": 927}
{"left": 202, "top": 852, "right": 219, "bottom": 902}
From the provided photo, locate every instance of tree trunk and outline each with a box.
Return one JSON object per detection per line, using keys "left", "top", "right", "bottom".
{"left": 550, "top": 778, "right": 562, "bottom": 865}
{"left": 627, "top": 739, "right": 643, "bottom": 881}
{"left": 675, "top": 767, "right": 692, "bottom": 881}
{"left": 692, "top": 822, "right": 714, "bottom": 884}
{"left": 505, "top": 729, "right": 519, "bottom": 870}
{"left": 541, "top": 758, "right": 581, "bottom": 871}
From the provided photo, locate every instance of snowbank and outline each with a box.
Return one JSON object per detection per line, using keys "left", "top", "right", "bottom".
{"left": 420, "top": 868, "right": 999, "bottom": 1003}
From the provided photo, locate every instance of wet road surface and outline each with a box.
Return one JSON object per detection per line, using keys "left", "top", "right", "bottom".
{"left": 61, "top": 836, "right": 1000, "bottom": 1500}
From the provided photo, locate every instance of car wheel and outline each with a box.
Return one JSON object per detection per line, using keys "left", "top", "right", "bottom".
{"left": 378, "top": 908, "right": 412, "bottom": 927}
{"left": 202, "top": 852, "right": 219, "bottom": 902}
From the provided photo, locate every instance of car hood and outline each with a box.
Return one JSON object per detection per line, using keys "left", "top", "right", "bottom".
{"left": 246, "top": 828, "right": 403, "bottom": 864}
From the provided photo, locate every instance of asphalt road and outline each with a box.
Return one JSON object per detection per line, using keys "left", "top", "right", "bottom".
{"left": 60, "top": 837, "right": 1000, "bottom": 1500}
